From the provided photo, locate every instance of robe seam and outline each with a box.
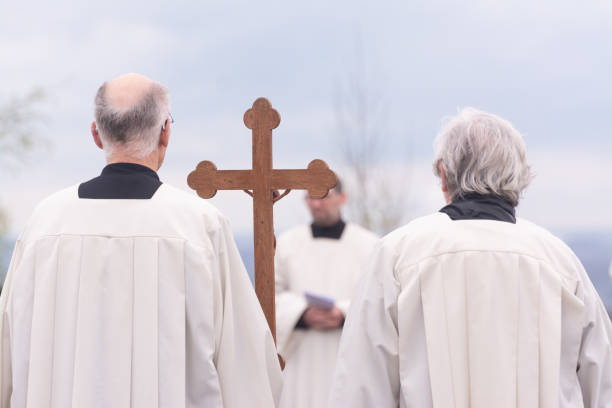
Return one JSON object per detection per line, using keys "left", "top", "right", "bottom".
{"left": 70, "top": 237, "right": 84, "bottom": 407}
{"left": 463, "top": 254, "right": 472, "bottom": 407}
{"left": 49, "top": 237, "right": 61, "bottom": 407}
{"left": 441, "top": 262, "right": 457, "bottom": 407}
{"left": 514, "top": 254, "right": 520, "bottom": 407}
{"left": 396, "top": 250, "right": 568, "bottom": 280}
{"left": 537, "top": 261, "right": 542, "bottom": 407}
{"left": 182, "top": 239, "right": 187, "bottom": 408}
{"left": 24, "top": 241, "right": 39, "bottom": 408}
{"left": 20, "top": 234, "right": 217, "bottom": 259}
{"left": 156, "top": 238, "right": 161, "bottom": 407}
{"left": 129, "top": 237, "right": 135, "bottom": 408}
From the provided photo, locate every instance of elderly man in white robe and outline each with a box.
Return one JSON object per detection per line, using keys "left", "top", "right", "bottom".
{"left": 275, "top": 182, "right": 378, "bottom": 408}
{"left": 329, "top": 108, "right": 612, "bottom": 407}
{"left": 0, "top": 73, "right": 282, "bottom": 408}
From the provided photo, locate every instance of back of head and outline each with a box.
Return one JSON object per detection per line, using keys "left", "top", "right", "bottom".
{"left": 433, "top": 108, "right": 532, "bottom": 207}
{"left": 94, "top": 73, "right": 170, "bottom": 159}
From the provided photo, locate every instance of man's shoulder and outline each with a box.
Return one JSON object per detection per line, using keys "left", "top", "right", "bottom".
{"left": 379, "top": 212, "right": 580, "bottom": 271}
{"left": 381, "top": 212, "right": 563, "bottom": 245}
{"left": 21, "top": 183, "right": 231, "bottom": 246}
{"left": 147, "top": 183, "right": 232, "bottom": 238}
{"left": 155, "top": 183, "right": 224, "bottom": 218}
{"left": 514, "top": 217, "right": 581, "bottom": 267}
{"left": 28, "top": 184, "right": 80, "bottom": 222}
{"left": 344, "top": 223, "right": 378, "bottom": 244}
{"left": 277, "top": 224, "right": 311, "bottom": 242}
{"left": 276, "top": 224, "right": 313, "bottom": 251}
{"left": 380, "top": 213, "right": 449, "bottom": 244}
{"left": 515, "top": 217, "right": 564, "bottom": 245}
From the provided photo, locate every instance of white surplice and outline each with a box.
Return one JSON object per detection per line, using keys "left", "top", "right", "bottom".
{"left": 329, "top": 213, "right": 612, "bottom": 408}
{"left": 275, "top": 223, "right": 377, "bottom": 408}
{"left": 0, "top": 184, "right": 282, "bottom": 408}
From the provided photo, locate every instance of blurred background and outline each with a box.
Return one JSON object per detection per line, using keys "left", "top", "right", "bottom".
{"left": 1, "top": 0, "right": 611, "bottom": 312}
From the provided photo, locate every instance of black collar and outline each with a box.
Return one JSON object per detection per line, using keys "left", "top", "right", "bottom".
{"left": 78, "top": 162, "right": 162, "bottom": 199}
{"left": 440, "top": 194, "right": 516, "bottom": 223}
{"left": 311, "top": 219, "right": 346, "bottom": 239}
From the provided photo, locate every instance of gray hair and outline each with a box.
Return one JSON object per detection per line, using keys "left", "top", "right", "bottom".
{"left": 333, "top": 178, "right": 343, "bottom": 194}
{"left": 432, "top": 108, "right": 532, "bottom": 207}
{"left": 94, "top": 81, "right": 170, "bottom": 159}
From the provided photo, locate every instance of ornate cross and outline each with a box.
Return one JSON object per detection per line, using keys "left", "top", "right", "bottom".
{"left": 187, "top": 97, "right": 337, "bottom": 342}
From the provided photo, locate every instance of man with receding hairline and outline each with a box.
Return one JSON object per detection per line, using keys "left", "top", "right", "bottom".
{"left": 0, "top": 73, "right": 282, "bottom": 407}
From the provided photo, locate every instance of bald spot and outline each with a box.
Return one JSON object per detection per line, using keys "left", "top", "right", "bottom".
{"left": 105, "top": 73, "right": 155, "bottom": 110}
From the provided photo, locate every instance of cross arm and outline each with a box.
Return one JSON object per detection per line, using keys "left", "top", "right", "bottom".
{"left": 187, "top": 160, "right": 253, "bottom": 198}
{"left": 270, "top": 159, "right": 338, "bottom": 199}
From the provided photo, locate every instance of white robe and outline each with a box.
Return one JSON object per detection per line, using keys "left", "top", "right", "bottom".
{"left": 329, "top": 213, "right": 612, "bottom": 408}
{"left": 275, "top": 223, "right": 377, "bottom": 408}
{"left": 0, "top": 184, "right": 282, "bottom": 408}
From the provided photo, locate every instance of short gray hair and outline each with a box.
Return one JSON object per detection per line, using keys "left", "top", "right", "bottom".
{"left": 94, "top": 81, "right": 170, "bottom": 159}
{"left": 433, "top": 108, "right": 532, "bottom": 207}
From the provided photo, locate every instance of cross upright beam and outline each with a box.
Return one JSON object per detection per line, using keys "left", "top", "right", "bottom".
{"left": 188, "top": 98, "right": 337, "bottom": 342}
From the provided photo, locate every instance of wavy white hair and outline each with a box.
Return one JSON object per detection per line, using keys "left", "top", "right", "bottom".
{"left": 94, "top": 81, "right": 170, "bottom": 159}
{"left": 433, "top": 108, "right": 532, "bottom": 207}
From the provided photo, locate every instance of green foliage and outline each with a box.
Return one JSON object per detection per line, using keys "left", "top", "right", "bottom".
{"left": 0, "top": 87, "right": 47, "bottom": 285}
{"left": 0, "top": 87, "right": 47, "bottom": 168}
{"left": 333, "top": 41, "right": 410, "bottom": 235}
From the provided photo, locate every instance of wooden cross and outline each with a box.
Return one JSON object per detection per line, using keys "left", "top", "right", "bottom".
{"left": 187, "top": 97, "right": 337, "bottom": 342}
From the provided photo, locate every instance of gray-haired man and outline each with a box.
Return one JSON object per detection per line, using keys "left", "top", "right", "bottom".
{"left": 329, "top": 108, "right": 612, "bottom": 407}
{"left": 0, "top": 73, "right": 282, "bottom": 407}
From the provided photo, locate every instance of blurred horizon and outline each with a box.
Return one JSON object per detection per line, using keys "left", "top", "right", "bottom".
{"left": 2, "top": 228, "right": 612, "bottom": 314}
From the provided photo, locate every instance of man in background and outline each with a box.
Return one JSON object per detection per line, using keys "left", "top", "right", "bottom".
{"left": 275, "top": 181, "right": 377, "bottom": 408}
{"left": 0, "top": 73, "right": 282, "bottom": 407}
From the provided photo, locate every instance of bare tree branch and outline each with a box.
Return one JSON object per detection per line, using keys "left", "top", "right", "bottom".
{"left": 0, "top": 87, "right": 48, "bottom": 168}
{"left": 333, "top": 39, "right": 409, "bottom": 235}
{"left": 0, "top": 87, "right": 48, "bottom": 284}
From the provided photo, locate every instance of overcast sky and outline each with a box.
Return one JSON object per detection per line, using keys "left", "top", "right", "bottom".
{"left": 1, "top": 0, "right": 611, "bottom": 238}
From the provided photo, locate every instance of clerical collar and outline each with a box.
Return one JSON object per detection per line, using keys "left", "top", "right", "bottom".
{"left": 78, "top": 162, "right": 162, "bottom": 199}
{"left": 311, "top": 219, "right": 346, "bottom": 239}
{"left": 440, "top": 194, "right": 516, "bottom": 224}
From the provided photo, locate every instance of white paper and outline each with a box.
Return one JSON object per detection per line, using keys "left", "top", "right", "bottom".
{"left": 304, "top": 291, "right": 335, "bottom": 309}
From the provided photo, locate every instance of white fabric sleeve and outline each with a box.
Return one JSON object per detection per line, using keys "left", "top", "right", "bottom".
{"left": 0, "top": 239, "right": 22, "bottom": 408}
{"left": 274, "top": 240, "right": 308, "bottom": 358}
{"left": 576, "top": 262, "right": 612, "bottom": 408}
{"left": 213, "top": 217, "right": 283, "bottom": 407}
{"left": 328, "top": 241, "right": 401, "bottom": 408}
{"left": 336, "top": 299, "right": 351, "bottom": 317}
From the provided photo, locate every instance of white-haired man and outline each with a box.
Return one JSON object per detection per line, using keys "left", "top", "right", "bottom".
{"left": 0, "top": 73, "right": 282, "bottom": 407}
{"left": 329, "top": 108, "right": 612, "bottom": 407}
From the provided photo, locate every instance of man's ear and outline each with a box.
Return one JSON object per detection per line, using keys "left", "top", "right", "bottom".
{"left": 91, "top": 121, "right": 103, "bottom": 150}
{"left": 438, "top": 161, "right": 448, "bottom": 193}
{"left": 159, "top": 119, "right": 170, "bottom": 148}
{"left": 438, "top": 161, "right": 453, "bottom": 204}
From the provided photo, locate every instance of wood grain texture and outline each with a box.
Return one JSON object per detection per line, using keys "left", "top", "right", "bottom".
{"left": 187, "top": 98, "right": 338, "bottom": 349}
{"left": 187, "top": 161, "right": 253, "bottom": 198}
{"left": 270, "top": 160, "right": 337, "bottom": 198}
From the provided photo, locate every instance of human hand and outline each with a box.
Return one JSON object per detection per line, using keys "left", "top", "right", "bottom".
{"left": 302, "top": 306, "right": 345, "bottom": 330}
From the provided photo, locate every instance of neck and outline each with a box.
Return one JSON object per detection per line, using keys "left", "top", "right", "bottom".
{"left": 440, "top": 194, "right": 516, "bottom": 223}
{"left": 107, "top": 152, "right": 160, "bottom": 172}
{"left": 313, "top": 218, "right": 342, "bottom": 228}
